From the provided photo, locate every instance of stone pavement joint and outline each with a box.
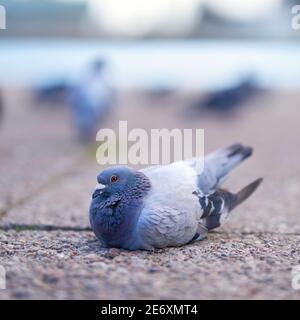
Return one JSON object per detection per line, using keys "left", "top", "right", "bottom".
{"left": 1, "top": 151, "right": 90, "bottom": 218}
{"left": 0, "top": 223, "right": 92, "bottom": 232}
{"left": 1, "top": 223, "right": 299, "bottom": 237}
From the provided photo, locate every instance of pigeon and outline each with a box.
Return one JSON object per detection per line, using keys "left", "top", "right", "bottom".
{"left": 89, "top": 143, "right": 262, "bottom": 250}
{"left": 67, "top": 59, "right": 115, "bottom": 141}
{"left": 192, "top": 77, "right": 261, "bottom": 114}
{"left": 35, "top": 80, "right": 68, "bottom": 104}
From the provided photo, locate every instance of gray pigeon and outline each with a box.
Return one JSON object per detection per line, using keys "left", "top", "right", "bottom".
{"left": 67, "top": 59, "right": 115, "bottom": 141}
{"left": 90, "top": 144, "right": 262, "bottom": 250}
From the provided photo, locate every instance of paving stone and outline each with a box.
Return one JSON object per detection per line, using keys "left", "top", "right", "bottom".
{"left": 0, "top": 88, "right": 85, "bottom": 215}
{"left": 2, "top": 91, "right": 300, "bottom": 232}
{"left": 1, "top": 163, "right": 98, "bottom": 227}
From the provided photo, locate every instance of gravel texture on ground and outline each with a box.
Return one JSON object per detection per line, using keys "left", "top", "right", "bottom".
{"left": 0, "top": 231, "right": 299, "bottom": 299}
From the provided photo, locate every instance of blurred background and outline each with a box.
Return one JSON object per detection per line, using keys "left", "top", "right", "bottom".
{"left": 1, "top": 0, "right": 300, "bottom": 91}
{"left": 0, "top": 0, "right": 300, "bottom": 232}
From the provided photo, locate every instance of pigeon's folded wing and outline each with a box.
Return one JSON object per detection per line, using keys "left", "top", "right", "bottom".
{"left": 136, "top": 205, "right": 197, "bottom": 249}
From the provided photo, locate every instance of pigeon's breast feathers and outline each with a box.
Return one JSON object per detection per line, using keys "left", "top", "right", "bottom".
{"left": 89, "top": 166, "right": 152, "bottom": 248}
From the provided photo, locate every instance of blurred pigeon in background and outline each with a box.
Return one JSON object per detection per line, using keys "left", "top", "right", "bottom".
{"left": 35, "top": 79, "right": 69, "bottom": 104}
{"left": 67, "top": 59, "right": 115, "bottom": 141}
{"left": 90, "top": 143, "right": 262, "bottom": 250}
{"left": 192, "top": 76, "right": 261, "bottom": 115}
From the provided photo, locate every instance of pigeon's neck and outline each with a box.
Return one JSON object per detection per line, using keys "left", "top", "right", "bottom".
{"left": 93, "top": 172, "right": 151, "bottom": 248}
{"left": 124, "top": 171, "right": 152, "bottom": 200}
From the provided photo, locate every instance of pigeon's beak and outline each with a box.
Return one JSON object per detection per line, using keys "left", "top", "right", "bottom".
{"left": 92, "top": 183, "right": 106, "bottom": 198}
{"left": 95, "top": 183, "right": 106, "bottom": 191}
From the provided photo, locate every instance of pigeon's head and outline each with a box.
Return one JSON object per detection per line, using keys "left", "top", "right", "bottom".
{"left": 95, "top": 166, "right": 135, "bottom": 196}
{"left": 90, "top": 166, "right": 151, "bottom": 248}
{"left": 93, "top": 166, "right": 151, "bottom": 199}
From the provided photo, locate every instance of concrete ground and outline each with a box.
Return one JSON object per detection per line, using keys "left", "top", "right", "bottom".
{"left": 0, "top": 88, "right": 299, "bottom": 299}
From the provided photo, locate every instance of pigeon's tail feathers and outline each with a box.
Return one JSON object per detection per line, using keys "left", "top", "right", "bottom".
{"left": 198, "top": 178, "right": 262, "bottom": 231}
{"left": 227, "top": 143, "right": 253, "bottom": 159}
{"left": 211, "top": 143, "right": 253, "bottom": 174}
{"left": 228, "top": 178, "right": 263, "bottom": 211}
{"left": 197, "top": 143, "right": 253, "bottom": 194}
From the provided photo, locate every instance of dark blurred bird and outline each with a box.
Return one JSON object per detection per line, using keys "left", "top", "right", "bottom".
{"left": 67, "top": 59, "right": 115, "bottom": 141}
{"left": 193, "top": 77, "right": 261, "bottom": 114}
{"left": 35, "top": 80, "right": 68, "bottom": 104}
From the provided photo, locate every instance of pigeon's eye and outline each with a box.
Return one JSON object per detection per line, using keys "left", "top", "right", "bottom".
{"left": 110, "top": 175, "right": 118, "bottom": 183}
